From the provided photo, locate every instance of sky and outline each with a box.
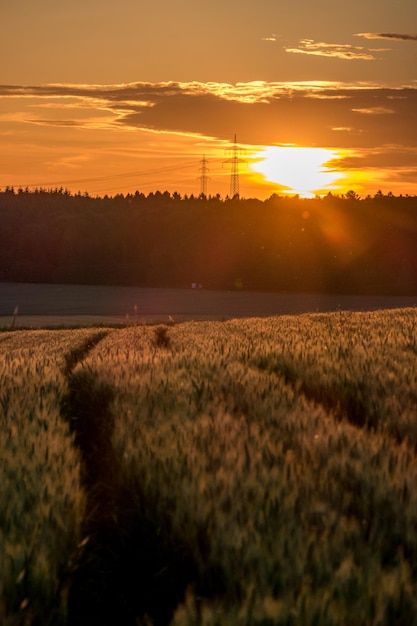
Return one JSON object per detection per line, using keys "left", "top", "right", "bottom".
{"left": 1, "top": 0, "right": 417, "bottom": 198}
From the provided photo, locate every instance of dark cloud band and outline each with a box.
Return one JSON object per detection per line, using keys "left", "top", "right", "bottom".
{"left": 1, "top": 81, "right": 417, "bottom": 150}
{"left": 356, "top": 32, "right": 417, "bottom": 41}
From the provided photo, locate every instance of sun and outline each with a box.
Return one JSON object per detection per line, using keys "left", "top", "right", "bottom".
{"left": 249, "top": 145, "right": 343, "bottom": 197}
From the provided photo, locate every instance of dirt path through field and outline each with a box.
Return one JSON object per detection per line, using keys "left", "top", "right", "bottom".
{"left": 1, "top": 282, "right": 417, "bottom": 327}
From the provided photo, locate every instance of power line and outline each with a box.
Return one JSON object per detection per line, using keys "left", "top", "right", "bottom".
{"left": 1, "top": 156, "right": 235, "bottom": 197}
{"left": 224, "top": 134, "right": 246, "bottom": 198}
{"left": 197, "top": 155, "right": 210, "bottom": 196}
{"left": 1, "top": 160, "right": 199, "bottom": 192}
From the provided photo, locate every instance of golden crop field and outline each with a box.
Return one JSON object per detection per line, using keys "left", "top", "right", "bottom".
{"left": 1, "top": 309, "right": 417, "bottom": 625}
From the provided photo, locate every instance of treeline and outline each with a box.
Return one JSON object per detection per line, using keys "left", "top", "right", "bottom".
{"left": 1, "top": 187, "right": 417, "bottom": 295}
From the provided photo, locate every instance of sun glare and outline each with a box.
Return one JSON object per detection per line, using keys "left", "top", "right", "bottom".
{"left": 250, "top": 145, "right": 343, "bottom": 197}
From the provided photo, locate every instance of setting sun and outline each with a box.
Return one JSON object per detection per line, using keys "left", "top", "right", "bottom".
{"left": 250, "top": 146, "right": 344, "bottom": 197}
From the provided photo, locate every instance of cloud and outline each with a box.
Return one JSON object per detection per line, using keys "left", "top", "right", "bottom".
{"left": 356, "top": 32, "right": 417, "bottom": 41}
{"left": 26, "top": 119, "right": 82, "bottom": 127}
{"left": 337, "top": 146, "right": 417, "bottom": 170}
{"left": 1, "top": 81, "right": 417, "bottom": 151}
{"left": 0, "top": 80, "right": 393, "bottom": 109}
{"left": 284, "top": 39, "right": 377, "bottom": 60}
{"left": 351, "top": 107, "right": 395, "bottom": 115}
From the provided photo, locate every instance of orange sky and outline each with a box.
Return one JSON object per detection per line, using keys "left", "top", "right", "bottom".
{"left": 1, "top": 1, "right": 417, "bottom": 198}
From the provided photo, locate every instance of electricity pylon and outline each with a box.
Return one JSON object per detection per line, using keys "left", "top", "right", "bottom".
{"left": 198, "top": 155, "right": 210, "bottom": 196}
{"left": 224, "top": 134, "right": 246, "bottom": 198}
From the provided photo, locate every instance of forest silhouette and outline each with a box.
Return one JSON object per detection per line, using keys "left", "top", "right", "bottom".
{"left": 1, "top": 187, "right": 416, "bottom": 295}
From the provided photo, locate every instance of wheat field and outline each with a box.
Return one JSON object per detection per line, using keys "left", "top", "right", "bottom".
{"left": 1, "top": 309, "right": 417, "bottom": 625}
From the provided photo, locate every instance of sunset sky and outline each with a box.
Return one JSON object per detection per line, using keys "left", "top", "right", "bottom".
{"left": 1, "top": 0, "right": 417, "bottom": 198}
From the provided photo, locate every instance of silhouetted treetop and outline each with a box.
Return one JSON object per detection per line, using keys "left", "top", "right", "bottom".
{"left": 0, "top": 188, "right": 416, "bottom": 294}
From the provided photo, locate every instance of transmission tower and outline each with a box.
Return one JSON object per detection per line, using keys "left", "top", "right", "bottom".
{"left": 197, "top": 154, "right": 210, "bottom": 196}
{"left": 224, "top": 134, "right": 246, "bottom": 198}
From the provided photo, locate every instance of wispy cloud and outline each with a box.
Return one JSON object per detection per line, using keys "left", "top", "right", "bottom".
{"left": 0, "top": 80, "right": 354, "bottom": 108}
{"left": 261, "top": 34, "right": 278, "bottom": 42}
{"left": 356, "top": 32, "right": 417, "bottom": 41}
{"left": 26, "top": 119, "right": 82, "bottom": 127}
{"left": 351, "top": 106, "right": 395, "bottom": 115}
{"left": 284, "top": 39, "right": 377, "bottom": 60}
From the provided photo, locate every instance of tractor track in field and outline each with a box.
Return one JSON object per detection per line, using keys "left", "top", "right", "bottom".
{"left": 253, "top": 355, "right": 417, "bottom": 451}
{"left": 255, "top": 356, "right": 373, "bottom": 429}
{"left": 60, "top": 330, "right": 210, "bottom": 626}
